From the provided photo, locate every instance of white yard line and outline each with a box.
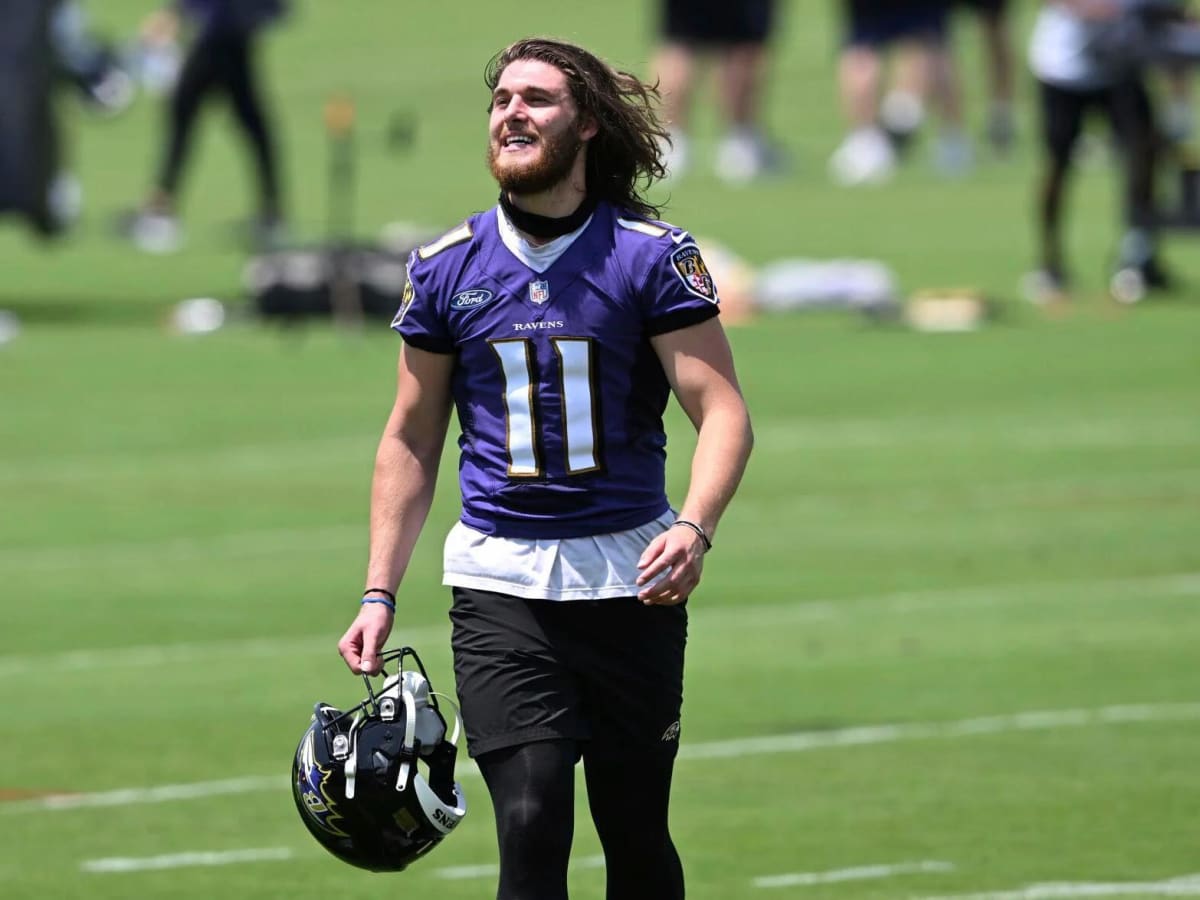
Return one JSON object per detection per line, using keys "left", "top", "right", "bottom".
{"left": 0, "top": 435, "right": 377, "bottom": 485}
{"left": 5, "top": 419, "right": 1194, "bottom": 489}
{"left": 918, "top": 873, "right": 1200, "bottom": 899}
{"left": 755, "top": 418, "right": 1200, "bottom": 452}
{"left": 677, "top": 702, "right": 1200, "bottom": 761}
{"left": 30, "top": 776, "right": 287, "bottom": 811}
{"left": 11, "top": 700, "right": 1200, "bottom": 815}
{"left": 0, "top": 623, "right": 450, "bottom": 679}
{"left": 2, "top": 569, "right": 1196, "bottom": 680}
{"left": 81, "top": 847, "right": 294, "bottom": 873}
{"left": 3, "top": 467, "right": 1197, "bottom": 572}
{"left": 755, "top": 860, "right": 955, "bottom": 888}
{"left": 0, "top": 523, "right": 363, "bottom": 572}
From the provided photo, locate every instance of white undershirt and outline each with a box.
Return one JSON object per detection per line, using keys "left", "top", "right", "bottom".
{"left": 495, "top": 205, "right": 592, "bottom": 272}
{"left": 1029, "top": 4, "right": 1122, "bottom": 89}
{"left": 442, "top": 511, "right": 676, "bottom": 601}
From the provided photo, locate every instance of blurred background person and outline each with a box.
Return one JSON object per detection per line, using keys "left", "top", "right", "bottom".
{"left": 829, "top": 0, "right": 972, "bottom": 186}
{"left": 120, "top": 0, "right": 290, "bottom": 254}
{"left": 955, "top": 0, "right": 1018, "bottom": 154}
{"left": 0, "top": 0, "right": 130, "bottom": 239}
{"left": 650, "top": 0, "right": 782, "bottom": 183}
{"left": 1025, "top": 0, "right": 1175, "bottom": 303}
{"left": 1159, "top": 63, "right": 1194, "bottom": 144}
{"left": 1, "top": 0, "right": 69, "bottom": 238}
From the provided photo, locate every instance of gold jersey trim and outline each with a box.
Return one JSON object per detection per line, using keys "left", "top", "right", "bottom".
{"left": 417, "top": 221, "right": 473, "bottom": 260}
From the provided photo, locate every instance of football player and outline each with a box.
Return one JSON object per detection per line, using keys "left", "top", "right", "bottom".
{"left": 119, "top": 0, "right": 288, "bottom": 253}
{"left": 829, "top": 0, "right": 973, "bottom": 184}
{"left": 955, "top": 0, "right": 1018, "bottom": 153}
{"left": 649, "top": 0, "right": 782, "bottom": 182}
{"left": 1026, "top": 0, "right": 1175, "bottom": 302}
{"left": 336, "top": 37, "right": 754, "bottom": 900}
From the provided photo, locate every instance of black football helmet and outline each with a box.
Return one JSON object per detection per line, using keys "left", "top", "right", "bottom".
{"left": 292, "top": 647, "right": 468, "bottom": 872}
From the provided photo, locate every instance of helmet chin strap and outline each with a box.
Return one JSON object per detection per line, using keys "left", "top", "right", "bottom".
{"left": 342, "top": 713, "right": 365, "bottom": 799}
{"left": 395, "top": 684, "right": 420, "bottom": 793}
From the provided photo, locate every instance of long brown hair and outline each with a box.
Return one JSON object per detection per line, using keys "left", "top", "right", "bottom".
{"left": 485, "top": 37, "right": 669, "bottom": 219}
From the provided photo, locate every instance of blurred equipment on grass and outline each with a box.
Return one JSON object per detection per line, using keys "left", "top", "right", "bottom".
{"left": 168, "top": 296, "right": 226, "bottom": 335}
{"left": 904, "top": 287, "right": 990, "bottom": 332}
{"left": 292, "top": 646, "right": 467, "bottom": 873}
{"left": 693, "top": 236, "right": 900, "bottom": 324}
{"left": 247, "top": 93, "right": 423, "bottom": 326}
{"left": 0, "top": 309, "right": 22, "bottom": 346}
{"left": 756, "top": 257, "right": 899, "bottom": 317}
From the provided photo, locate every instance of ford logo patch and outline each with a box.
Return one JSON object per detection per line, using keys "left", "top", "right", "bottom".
{"left": 451, "top": 289, "right": 494, "bottom": 310}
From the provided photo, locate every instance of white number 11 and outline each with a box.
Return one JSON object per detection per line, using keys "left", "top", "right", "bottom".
{"left": 489, "top": 337, "right": 600, "bottom": 477}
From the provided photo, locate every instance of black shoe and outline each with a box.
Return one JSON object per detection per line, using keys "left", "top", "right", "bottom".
{"left": 1138, "top": 257, "right": 1173, "bottom": 291}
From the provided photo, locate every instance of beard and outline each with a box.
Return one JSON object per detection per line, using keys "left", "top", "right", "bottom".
{"left": 488, "top": 126, "right": 584, "bottom": 195}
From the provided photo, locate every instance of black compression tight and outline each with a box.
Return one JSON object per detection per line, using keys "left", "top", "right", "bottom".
{"left": 477, "top": 740, "right": 684, "bottom": 900}
{"left": 584, "top": 751, "right": 685, "bottom": 900}
{"left": 478, "top": 741, "right": 576, "bottom": 900}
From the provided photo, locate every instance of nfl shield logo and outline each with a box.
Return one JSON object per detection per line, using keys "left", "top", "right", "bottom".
{"left": 528, "top": 280, "right": 550, "bottom": 305}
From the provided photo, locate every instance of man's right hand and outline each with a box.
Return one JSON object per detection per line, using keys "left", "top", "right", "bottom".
{"left": 337, "top": 604, "right": 395, "bottom": 675}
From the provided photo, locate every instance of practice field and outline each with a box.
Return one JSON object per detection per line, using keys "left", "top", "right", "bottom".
{"left": 2, "top": 1, "right": 1199, "bottom": 898}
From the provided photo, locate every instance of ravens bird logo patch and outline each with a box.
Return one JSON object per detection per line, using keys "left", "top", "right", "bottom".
{"left": 670, "top": 245, "right": 718, "bottom": 303}
{"left": 391, "top": 272, "right": 415, "bottom": 328}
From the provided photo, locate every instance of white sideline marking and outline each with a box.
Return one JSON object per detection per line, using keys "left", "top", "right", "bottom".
{"left": 8, "top": 701, "right": 1200, "bottom": 815}
{"left": 0, "top": 622, "right": 450, "bottom": 679}
{"left": 34, "top": 776, "right": 287, "bottom": 810}
{"left": 918, "top": 872, "right": 1200, "bottom": 899}
{"left": 677, "top": 702, "right": 1200, "bottom": 762}
{"left": 755, "top": 860, "right": 955, "bottom": 888}
{"left": 0, "top": 523, "right": 363, "bottom": 572}
{"left": 5, "top": 416, "right": 1195, "bottom": 491}
{"left": 0, "top": 434, "right": 378, "bottom": 485}
{"left": 756, "top": 419, "right": 1200, "bottom": 452}
{"left": 4, "top": 468, "right": 1197, "bottom": 574}
{"left": 434, "top": 855, "right": 604, "bottom": 880}
{"left": 81, "top": 847, "right": 293, "bottom": 873}
{"left": 2, "top": 569, "right": 1196, "bottom": 680}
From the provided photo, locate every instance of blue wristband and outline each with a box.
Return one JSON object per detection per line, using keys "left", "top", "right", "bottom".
{"left": 361, "top": 596, "right": 396, "bottom": 612}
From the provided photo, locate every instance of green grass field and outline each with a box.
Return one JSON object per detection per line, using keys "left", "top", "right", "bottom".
{"left": 2, "top": 1, "right": 1199, "bottom": 898}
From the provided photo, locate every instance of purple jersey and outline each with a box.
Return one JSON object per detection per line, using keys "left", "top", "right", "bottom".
{"left": 393, "top": 201, "right": 720, "bottom": 539}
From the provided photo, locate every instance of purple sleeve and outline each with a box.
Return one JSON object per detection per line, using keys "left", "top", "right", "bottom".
{"left": 390, "top": 254, "right": 455, "bottom": 353}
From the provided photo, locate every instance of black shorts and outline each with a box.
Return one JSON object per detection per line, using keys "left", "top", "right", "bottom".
{"left": 955, "top": 0, "right": 1008, "bottom": 13}
{"left": 844, "top": 0, "right": 949, "bottom": 47}
{"left": 1038, "top": 78, "right": 1153, "bottom": 165}
{"left": 449, "top": 587, "right": 687, "bottom": 760}
{"left": 661, "top": 0, "right": 776, "bottom": 45}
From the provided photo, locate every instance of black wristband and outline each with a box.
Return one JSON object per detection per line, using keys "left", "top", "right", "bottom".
{"left": 671, "top": 519, "right": 712, "bottom": 551}
{"left": 362, "top": 587, "right": 396, "bottom": 604}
